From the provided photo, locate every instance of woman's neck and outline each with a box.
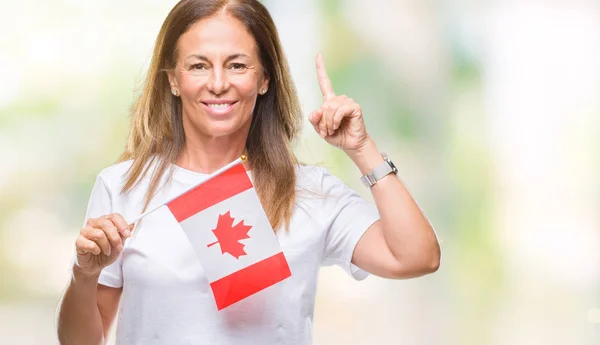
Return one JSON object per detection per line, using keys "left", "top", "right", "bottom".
{"left": 175, "top": 134, "right": 249, "bottom": 174}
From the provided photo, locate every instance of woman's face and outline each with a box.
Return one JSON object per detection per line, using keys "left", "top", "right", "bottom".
{"left": 168, "top": 13, "right": 269, "bottom": 140}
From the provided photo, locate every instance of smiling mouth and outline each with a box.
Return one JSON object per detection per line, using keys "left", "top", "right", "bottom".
{"left": 202, "top": 101, "right": 238, "bottom": 114}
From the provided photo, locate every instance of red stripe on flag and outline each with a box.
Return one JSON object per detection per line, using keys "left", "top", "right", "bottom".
{"left": 167, "top": 163, "right": 252, "bottom": 223}
{"left": 210, "top": 252, "right": 292, "bottom": 310}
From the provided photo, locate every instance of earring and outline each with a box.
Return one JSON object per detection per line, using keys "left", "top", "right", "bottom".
{"left": 172, "top": 89, "right": 179, "bottom": 96}
{"left": 260, "top": 88, "right": 267, "bottom": 95}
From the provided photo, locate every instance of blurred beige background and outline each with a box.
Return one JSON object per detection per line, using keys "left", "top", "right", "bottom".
{"left": 1, "top": 0, "right": 599, "bottom": 344}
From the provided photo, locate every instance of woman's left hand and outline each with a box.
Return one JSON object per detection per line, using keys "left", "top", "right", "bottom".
{"left": 309, "top": 54, "right": 370, "bottom": 154}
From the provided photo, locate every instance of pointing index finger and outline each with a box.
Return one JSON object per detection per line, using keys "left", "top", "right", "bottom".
{"left": 316, "top": 54, "right": 336, "bottom": 100}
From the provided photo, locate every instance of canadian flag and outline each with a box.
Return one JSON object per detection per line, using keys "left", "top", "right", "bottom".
{"left": 166, "top": 162, "right": 291, "bottom": 310}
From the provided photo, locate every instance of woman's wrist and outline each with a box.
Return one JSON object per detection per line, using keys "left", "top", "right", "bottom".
{"left": 345, "top": 137, "right": 385, "bottom": 175}
{"left": 72, "top": 264, "right": 101, "bottom": 285}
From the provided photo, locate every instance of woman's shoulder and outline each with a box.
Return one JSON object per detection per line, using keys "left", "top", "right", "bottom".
{"left": 97, "top": 159, "right": 134, "bottom": 183}
{"left": 295, "top": 164, "right": 326, "bottom": 184}
{"left": 92, "top": 160, "right": 141, "bottom": 195}
{"left": 295, "top": 164, "right": 344, "bottom": 193}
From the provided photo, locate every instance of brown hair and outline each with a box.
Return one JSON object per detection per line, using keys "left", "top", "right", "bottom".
{"left": 119, "top": 0, "right": 302, "bottom": 230}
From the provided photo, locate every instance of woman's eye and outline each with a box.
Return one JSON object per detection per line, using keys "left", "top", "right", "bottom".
{"left": 191, "top": 63, "right": 207, "bottom": 70}
{"left": 229, "top": 63, "right": 247, "bottom": 71}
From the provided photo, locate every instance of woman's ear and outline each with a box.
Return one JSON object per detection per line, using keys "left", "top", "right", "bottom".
{"left": 259, "top": 72, "right": 270, "bottom": 95}
{"left": 167, "top": 71, "right": 180, "bottom": 96}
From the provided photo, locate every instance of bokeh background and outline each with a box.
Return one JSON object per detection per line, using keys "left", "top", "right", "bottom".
{"left": 1, "top": 0, "right": 599, "bottom": 344}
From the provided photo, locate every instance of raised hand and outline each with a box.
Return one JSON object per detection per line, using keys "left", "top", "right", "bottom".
{"left": 74, "top": 213, "right": 132, "bottom": 277}
{"left": 309, "top": 54, "right": 370, "bottom": 154}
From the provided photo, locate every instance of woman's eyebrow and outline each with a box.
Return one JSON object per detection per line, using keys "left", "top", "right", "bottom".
{"left": 184, "top": 53, "right": 251, "bottom": 63}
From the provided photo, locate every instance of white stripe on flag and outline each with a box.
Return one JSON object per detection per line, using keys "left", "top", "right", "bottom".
{"left": 179, "top": 188, "right": 282, "bottom": 282}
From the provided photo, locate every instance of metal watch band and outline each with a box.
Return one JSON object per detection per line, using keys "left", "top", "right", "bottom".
{"left": 360, "top": 153, "right": 398, "bottom": 187}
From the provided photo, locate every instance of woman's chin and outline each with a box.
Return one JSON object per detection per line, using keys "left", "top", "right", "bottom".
{"left": 203, "top": 123, "right": 248, "bottom": 140}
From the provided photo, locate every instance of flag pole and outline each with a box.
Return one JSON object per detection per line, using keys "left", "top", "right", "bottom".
{"left": 127, "top": 155, "right": 247, "bottom": 225}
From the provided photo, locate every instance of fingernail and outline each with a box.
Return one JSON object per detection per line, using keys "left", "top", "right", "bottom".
{"left": 107, "top": 248, "right": 111, "bottom": 256}
{"left": 124, "top": 229, "right": 131, "bottom": 237}
{"left": 117, "top": 244, "right": 123, "bottom": 252}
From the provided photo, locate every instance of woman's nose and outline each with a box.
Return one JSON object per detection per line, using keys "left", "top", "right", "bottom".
{"left": 207, "top": 67, "right": 229, "bottom": 95}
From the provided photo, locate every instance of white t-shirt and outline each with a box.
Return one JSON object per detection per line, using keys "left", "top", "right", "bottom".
{"left": 84, "top": 160, "right": 379, "bottom": 345}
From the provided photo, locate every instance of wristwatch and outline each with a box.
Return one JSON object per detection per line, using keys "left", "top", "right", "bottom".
{"left": 360, "top": 153, "right": 398, "bottom": 187}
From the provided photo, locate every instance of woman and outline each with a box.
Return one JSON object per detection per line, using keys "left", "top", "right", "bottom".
{"left": 57, "top": 0, "right": 440, "bottom": 344}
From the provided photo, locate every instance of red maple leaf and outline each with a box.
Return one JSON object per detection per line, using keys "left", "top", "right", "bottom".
{"left": 207, "top": 211, "right": 252, "bottom": 259}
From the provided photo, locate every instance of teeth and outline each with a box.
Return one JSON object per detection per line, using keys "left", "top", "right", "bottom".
{"left": 208, "top": 103, "right": 231, "bottom": 110}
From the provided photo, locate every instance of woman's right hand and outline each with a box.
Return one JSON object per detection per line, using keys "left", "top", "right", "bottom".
{"left": 74, "top": 213, "right": 133, "bottom": 277}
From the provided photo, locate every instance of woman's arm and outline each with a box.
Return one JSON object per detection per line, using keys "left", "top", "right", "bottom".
{"left": 57, "top": 269, "right": 122, "bottom": 345}
{"left": 309, "top": 54, "right": 440, "bottom": 279}
{"left": 57, "top": 213, "right": 130, "bottom": 344}
{"left": 348, "top": 139, "right": 440, "bottom": 279}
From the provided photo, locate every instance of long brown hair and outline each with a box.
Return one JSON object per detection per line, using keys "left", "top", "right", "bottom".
{"left": 119, "top": 0, "right": 302, "bottom": 231}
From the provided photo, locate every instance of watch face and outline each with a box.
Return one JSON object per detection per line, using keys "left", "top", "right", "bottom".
{"left": 389, "top": 160, "right": 398, "bottom": 173}
{"left": 383, "top": 154, "right": 398, "bottom": 173}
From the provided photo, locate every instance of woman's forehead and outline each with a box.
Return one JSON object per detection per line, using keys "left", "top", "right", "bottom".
{"left": 177, "top": 13, "right": 259, "bottom": 59}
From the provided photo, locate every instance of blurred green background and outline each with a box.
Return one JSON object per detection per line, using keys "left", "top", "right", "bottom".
{"left": 1, "top": 0, "right": 599, "bottom": 344}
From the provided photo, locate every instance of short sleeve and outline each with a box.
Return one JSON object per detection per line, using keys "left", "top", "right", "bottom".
{"left": 82, "top": 175, "right": 124, "bottom": 288}
{"left": 319, "top": 168, "right": 380, "bottom": 280}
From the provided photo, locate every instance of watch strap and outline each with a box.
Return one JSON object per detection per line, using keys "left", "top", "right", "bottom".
{"left": 371, "top": 160, "right": 394, "bottom": 181}
{"left": 360, "top": 153, "right": 397, "bottom": 187}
